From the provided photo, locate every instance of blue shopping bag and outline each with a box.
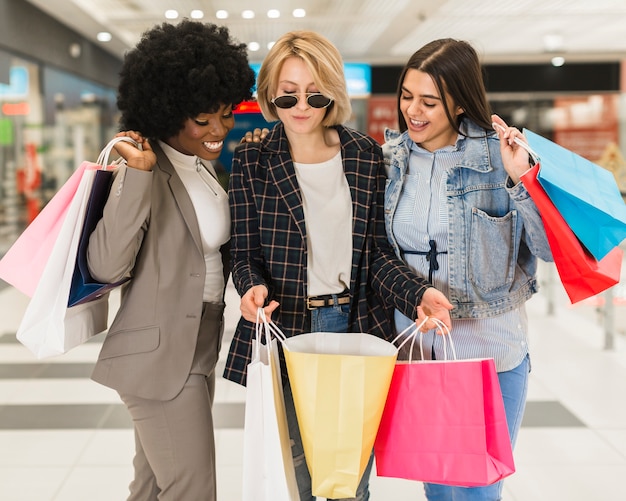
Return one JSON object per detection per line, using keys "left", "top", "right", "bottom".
{"left": 67, "top": 137, "right": 136, "bottom": 306}
{"left": 523, "top": 128, "right": 626, "bottom": 260}
{"left": 67, "top": 169, "right": 129, "bottom": 306}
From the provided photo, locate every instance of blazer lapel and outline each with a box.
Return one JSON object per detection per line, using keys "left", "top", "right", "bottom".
{"left": 267, "top": 145, "right": 307, "bottom": 241}
{"left": 153, "top": 142, "right": 204, "bottom": 254}
{"left": 342, "top": 139, "right": 378, "bottom": 285}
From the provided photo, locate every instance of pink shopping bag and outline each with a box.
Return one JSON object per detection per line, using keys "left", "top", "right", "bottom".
{"left": 0, "top": 164, "right": 92, "bottom": 296}
{"left": 374, "top": 326, "right": 515, "bottom": 487}
{"left": 0, "top": 137, "right": 136, "bottom": 297}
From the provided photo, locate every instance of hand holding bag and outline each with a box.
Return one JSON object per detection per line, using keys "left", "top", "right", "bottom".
{"left": 14, "top": 137, "right": 137, "bottom": 358}
{"left": 374, "top": 320, "right": 516, "bottom": 487}
{"left": 523, "top": 128, "right": 626, "bottom": 260}
{"left": 273, "top": 323, "right": 398, "bottom": 499}
{"left": 0, "top": 137, "right": 136, "bottom": 299}
{"left": 520, "top": 163, "right": 622, "bottom": 303}
{"left": 242, "top": 309, "right": 300, "bottom": 501}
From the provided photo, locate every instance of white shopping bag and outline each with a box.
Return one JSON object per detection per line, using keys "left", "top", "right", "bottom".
{"left": 242, "top": 311, "right": 300, "bottom": 501}
{"left": 16, "top": 168, "right": 108, "bottom": 358}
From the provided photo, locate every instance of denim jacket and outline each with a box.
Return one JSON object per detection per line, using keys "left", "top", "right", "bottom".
{"left": 383, "top": 119, "right": 553, "bottom": 319}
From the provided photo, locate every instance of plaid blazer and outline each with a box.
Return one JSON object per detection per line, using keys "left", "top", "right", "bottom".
{"left": 223, "top": 123, "right": 429, "bottom": 385}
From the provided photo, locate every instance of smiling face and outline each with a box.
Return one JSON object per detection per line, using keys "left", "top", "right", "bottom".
{"left": 165, "top": 103, "right": 235, "bottom": 160}
{"left": 399, "top": 69, "right": 463, "bottom": 152}
{"left": 273, "top": 56, "right": 328, "bottom": 136}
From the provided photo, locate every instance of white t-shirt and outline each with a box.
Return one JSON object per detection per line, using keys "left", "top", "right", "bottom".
{"left": 294, "top": 151, "right": 352, "bottom": 296}
{"left": 159, "top": 141, "right": 230, "bottom": 302}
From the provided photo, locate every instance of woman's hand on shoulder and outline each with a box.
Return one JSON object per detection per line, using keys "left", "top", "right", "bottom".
{"left": 491, "top": 114, "right": 532, "bottom": 184}
{"left": 240, "top": 128, "right": 270, "bottom": 144}
{"left": 114, "top": 131, "right": 156, "bottom": 172}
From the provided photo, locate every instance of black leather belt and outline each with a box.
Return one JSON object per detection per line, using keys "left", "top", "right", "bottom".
{"left": 306, "top": 291, "right": 350, "bottom": 310}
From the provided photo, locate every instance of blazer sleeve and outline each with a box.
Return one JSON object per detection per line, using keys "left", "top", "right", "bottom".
{"left": 87, "top": 165, "right": 152, "bottom": 283}
{"left": 229, "top": 144, "right": 271, "bottom": 297}
{"left": 370, "top": 157, "right": 431, "bottom": 320}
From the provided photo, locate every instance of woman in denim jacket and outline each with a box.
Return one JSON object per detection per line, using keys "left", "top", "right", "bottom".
{"left": 383, "top": 39, "right": 553, "bottom": 501}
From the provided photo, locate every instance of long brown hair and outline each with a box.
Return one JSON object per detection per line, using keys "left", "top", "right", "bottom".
{"left": 396, "top": 39, "right": 493, "bottom": 135}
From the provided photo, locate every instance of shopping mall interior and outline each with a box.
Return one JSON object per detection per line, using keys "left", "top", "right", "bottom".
{"left": 1, "top": 1, "right": 625, "bottom": 500}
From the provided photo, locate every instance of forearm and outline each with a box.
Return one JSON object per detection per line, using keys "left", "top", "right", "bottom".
{"left": 87, "top": 166, "right": 151, "bottom": 283}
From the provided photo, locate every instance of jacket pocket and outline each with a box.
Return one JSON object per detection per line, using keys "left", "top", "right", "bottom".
{"left": 98, "top": 326, "right": 160, "bottom": 359}
{"left": 469, "top": 208, "right": 517, "bottom": 293}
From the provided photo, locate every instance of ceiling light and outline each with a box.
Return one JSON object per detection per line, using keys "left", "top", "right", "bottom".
{"left": 267, "top": 41, "right": 275, "bottom": 50}
{"left": 543, "top": 34, "right": 563, "bottom": 52}
{"left": 293, "top": 8, "right": 306, "bottom": 18}
{"left": 96, "top": 32, "right": 112, "bottom": 42}
{"left": 165, "top": 10, "right": 179, "bottom": 20}
{"left": 190, "top": 10, "right": 204, "bottom": 19}
{"left": 69, "top": 43, "right": 81, "bottom": 58}
{"left": 216, "top": 10, "right": 228, "bottom": 19}
{"left": 551, "top": 56, "right": 565, "bottom": 67}
{"left": 242, "top": 10, "right": 255, "bottom": 19}
{"left": 248, "top": 42, "right": 260, "bottom": 51}
{"left": 267, "top": 9, "right": 280, "bottom": 18}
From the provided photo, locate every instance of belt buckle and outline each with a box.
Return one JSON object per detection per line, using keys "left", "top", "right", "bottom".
{"left": 307, "top": 296, "right": 329, "bottom": 310}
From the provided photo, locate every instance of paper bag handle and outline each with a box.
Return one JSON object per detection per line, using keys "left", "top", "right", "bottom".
{"left": 255, "top": 308, "right": 290, "bottom": 357}
{"left": 492, "top": 121, "right": 540, "bottom": 165}
{"left": 97, "top": 136, "right": 140, "bottom": 170}
{"left": 392, "top": 318, "right": 457, "bottom": 362}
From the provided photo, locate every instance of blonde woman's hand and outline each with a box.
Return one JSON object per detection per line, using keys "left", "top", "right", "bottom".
{"left": 491, "top": 114, "right": 532, "bottom": 185}
{"left": 240, "top": 284, "right": 280, "bottom": 323}
{"left": 416, "top": 287, "right": 453, "bottom": 332}
{"left": 113, "top": 131, "right": 156, "bottom": 172}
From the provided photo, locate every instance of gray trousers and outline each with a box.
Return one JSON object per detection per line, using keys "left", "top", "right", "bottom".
{"left": 120, "top": 302, "right": 224, "bottom": 501}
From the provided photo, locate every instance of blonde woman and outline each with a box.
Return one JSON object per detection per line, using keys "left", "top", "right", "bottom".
{"left": 224, "top": 30, "right": 451, "bottom": 501}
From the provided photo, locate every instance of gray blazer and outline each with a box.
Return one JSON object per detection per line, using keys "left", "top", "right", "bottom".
{"left": 87, "top": 142, "right": 228, "bottom": 401}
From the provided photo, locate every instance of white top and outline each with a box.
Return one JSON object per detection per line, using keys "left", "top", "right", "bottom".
{"left": 294, "top": 151, "right": 352, "bottom": 296}
{"left": 159, "top": 141, "right": 230, "bottom": 302}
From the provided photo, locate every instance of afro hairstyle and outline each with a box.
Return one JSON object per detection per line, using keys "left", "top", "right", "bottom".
{"left": 116, "top": 20, "right": 255, "bottom": 140}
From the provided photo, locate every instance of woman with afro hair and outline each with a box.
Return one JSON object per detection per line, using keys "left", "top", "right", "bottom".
{"left": 86, "top": 20, "right": 255, "bottom": 500}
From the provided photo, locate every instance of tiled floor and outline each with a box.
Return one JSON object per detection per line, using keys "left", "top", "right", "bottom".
{"left": 0, "top": 260, "right": 625, "bottom": 501}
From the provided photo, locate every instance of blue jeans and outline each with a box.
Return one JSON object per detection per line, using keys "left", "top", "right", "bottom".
{"left": 423, "top": 354, "right": 531, "bottom": 501}
{"left": 309, "top": 300, "right": 350, "bottom": 333}
{"left": 285, "top": 301, "right": 373, "bottom": 500}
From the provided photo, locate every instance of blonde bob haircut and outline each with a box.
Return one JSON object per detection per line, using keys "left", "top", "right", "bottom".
{"left": 256, "top": 30, "right": 352, "bottom": 126}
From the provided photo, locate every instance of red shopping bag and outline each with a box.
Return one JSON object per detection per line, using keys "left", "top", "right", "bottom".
{"left": 520, "top": 163, "right": 622, "bottom": 304}
{"left": 374, "top": 327, "right": 515, "bottom": 487}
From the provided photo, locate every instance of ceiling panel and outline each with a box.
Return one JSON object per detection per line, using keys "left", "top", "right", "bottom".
{"left": 23, "top": 0, "right": 626, "bottom": 65}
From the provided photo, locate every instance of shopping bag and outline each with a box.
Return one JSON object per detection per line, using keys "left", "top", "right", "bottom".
{"left": 0, "top": 164, "right": 90, "bottom": 296}
{"left": 0, "top": 136, "right": 137, "bottom": 298}
{"left": 16, "top": 167, "right": 108, "bottom": 358}
{"left": 374, "top": 321, "right": 515, "bottom": 487}
{"left": 277, "top": 327, "right": 398, "bottom": 498}
{"left": 521, "top": 163, "right": 622, "bottom": 303}
{"left": 523, "top": 128, "right": 626, "bottom": 260}
{"left": 242, "top": 310, "right": 300, "bottom": 501}
{"left": 68, "top": 136, "right": 136, "bottom": 306}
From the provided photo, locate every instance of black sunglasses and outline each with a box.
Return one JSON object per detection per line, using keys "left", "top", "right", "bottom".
{"left": 271, "top": 93, "right": 333, "bottom": 109}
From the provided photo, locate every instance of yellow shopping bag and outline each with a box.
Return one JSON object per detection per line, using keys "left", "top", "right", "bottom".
{"left": 282, "top": 332, "right": 397, "bottom": 498}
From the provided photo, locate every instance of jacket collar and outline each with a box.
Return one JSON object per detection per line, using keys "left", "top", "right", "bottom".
{"left": 261, "top": 122, "right": 377, "bottom": 155}
{"left": 153, "top": 141, "right": 204, "bottom": 254}
{"left": 384, "top": 118, "right": 495, "bottom": 173}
